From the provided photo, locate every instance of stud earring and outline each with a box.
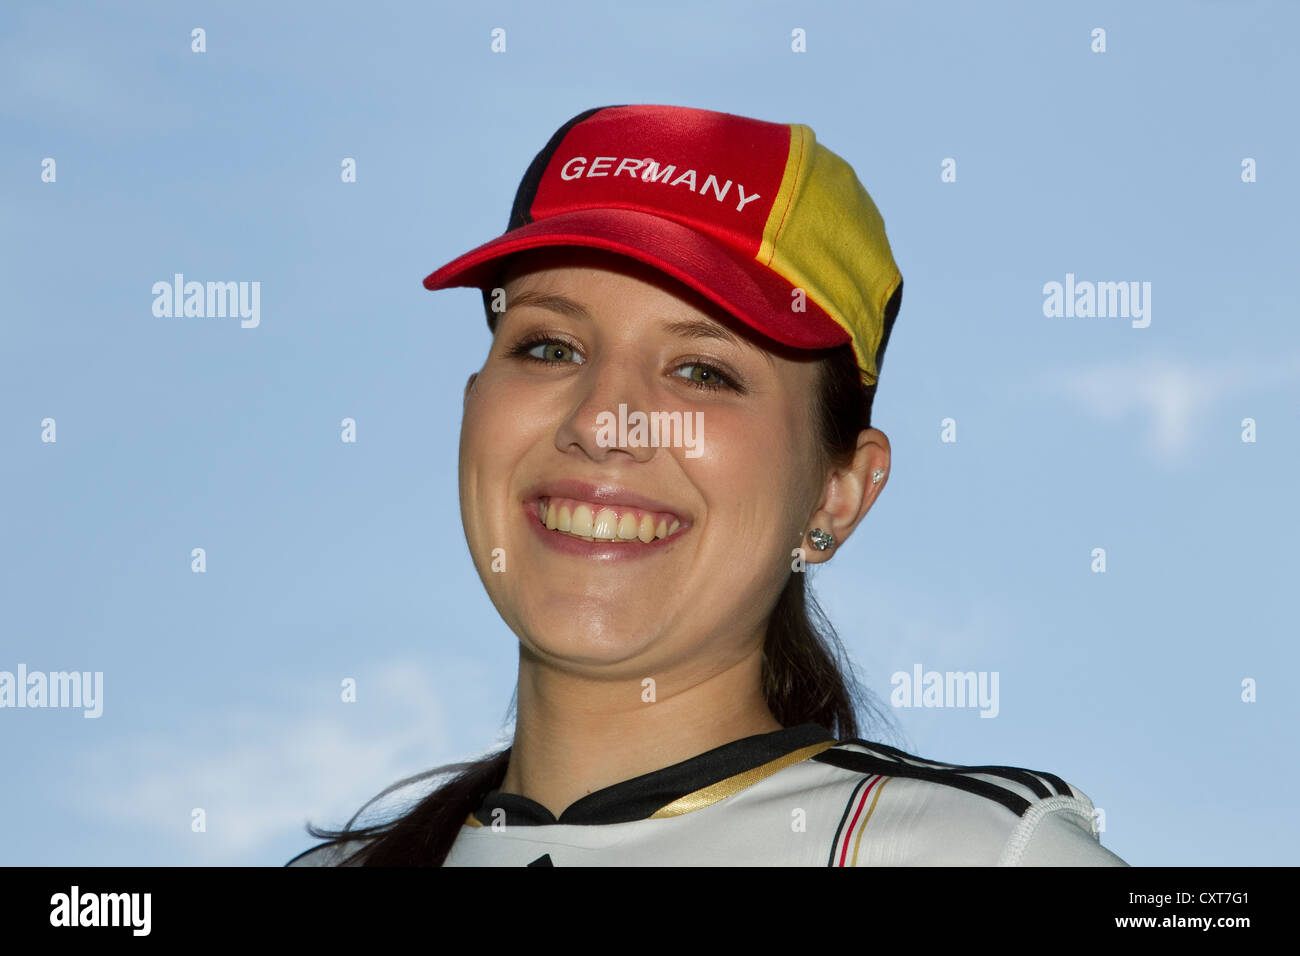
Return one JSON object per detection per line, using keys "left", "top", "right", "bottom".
{"left": 808, "top": 528, "right": 835, "bottom": 551}
{"left": 872, "top": 469, "right": 885, "bottom": 484}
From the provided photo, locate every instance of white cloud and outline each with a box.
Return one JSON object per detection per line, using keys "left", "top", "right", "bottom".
{"left": 1044, "top": 352, "right": 1300, "bottom": 462}
{"left": 75, "top": 659, "right": 512, "bottom": 863}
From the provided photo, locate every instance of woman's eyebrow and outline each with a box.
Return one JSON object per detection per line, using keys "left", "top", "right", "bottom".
{"left": 503, "top": 289, "right": 772, "bottom": 367}
{"left": 504, "top": 289, "right": 591, "bottom": 322}
{"left": 661, "top": 317, "right": 774, "bottom": 367}
{"left": 660, "top": 317, "right": 741, "bottom": 348}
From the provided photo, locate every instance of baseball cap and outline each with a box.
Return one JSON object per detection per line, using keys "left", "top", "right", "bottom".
{"left": 422, "top": 104, "right": 903, "bottom": 387}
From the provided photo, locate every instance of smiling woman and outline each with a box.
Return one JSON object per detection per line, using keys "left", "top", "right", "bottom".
{"left": 287, "top": 104, "right": 1126, "bottom": 867}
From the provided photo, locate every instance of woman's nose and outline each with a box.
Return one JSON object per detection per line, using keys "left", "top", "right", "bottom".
{"left": 553, "top": 353, "right": 660, "bottom": 463}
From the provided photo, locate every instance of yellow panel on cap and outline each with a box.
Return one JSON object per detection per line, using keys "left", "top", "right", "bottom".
{"left": 757, "top": 124, "right": 902, "bottom": 386}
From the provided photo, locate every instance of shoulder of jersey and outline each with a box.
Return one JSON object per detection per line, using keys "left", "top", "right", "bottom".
{"left": 807, "top": 738, "right": 1125, "bottom": 866}
{"left": 284, "top": 837, "right": 371, "bottom": 867}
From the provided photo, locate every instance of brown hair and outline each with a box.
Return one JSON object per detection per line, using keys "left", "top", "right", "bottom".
{"left": 301, "top": 278, "right": 903, "bottom": 866}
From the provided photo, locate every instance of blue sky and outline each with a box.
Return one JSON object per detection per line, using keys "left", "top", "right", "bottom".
{"left": 0, "top": 0, "right": 1295, "bottom": 866}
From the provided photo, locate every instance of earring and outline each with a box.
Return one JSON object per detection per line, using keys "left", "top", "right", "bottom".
{"left": 808, "top": 528, "right": 835, "bottom": 551}
{"left": 872, "top": 469, "right": 885, "bottom": 484}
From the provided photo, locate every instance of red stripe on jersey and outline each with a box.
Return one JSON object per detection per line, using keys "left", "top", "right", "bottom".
{"left": 838, "top": 775, "right": 884, "bottom": 867}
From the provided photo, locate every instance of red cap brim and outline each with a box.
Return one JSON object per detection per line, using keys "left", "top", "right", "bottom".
{"left": 422, "top": 208, "right": 848, "bottom": 351}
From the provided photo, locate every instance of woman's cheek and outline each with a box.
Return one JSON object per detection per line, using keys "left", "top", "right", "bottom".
{"left": 459, "top": 383, "right": 505, "bottom": 554}
{"left": 684, "top": 406, "right": 772, "bottom": 487}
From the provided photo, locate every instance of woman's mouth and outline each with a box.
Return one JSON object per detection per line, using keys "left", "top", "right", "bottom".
{"left": 536, "top": 496, "right": 683, "bottom": 544}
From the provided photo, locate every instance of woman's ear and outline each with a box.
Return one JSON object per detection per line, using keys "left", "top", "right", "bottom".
{"left": 802, "top": 427, "right": 890, "bottom": 563}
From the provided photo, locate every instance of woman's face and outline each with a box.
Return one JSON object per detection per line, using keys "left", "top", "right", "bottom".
{"left": 458, "top": 246, "right": 836, "bottom": 681}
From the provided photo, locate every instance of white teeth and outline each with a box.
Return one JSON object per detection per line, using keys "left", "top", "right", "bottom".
{"left": 537, "top": 498, "right": 682, "bottom": 544}
{"left": 592, "top": 508, "right": 618, "bottom": 539}
{"left": 571, "top": 504, "right": 594, "bottom": 536}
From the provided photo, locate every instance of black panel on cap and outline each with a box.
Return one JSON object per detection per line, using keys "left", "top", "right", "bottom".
{"left": 480, "top": 105, "right": 628, "bottom": 329}
{"left": 505, "top": 104, "right": 626, "bottom": 231}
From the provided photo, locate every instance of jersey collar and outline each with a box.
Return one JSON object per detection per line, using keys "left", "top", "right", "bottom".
{"left": 468, "top": 722, "right": 838, "bottom": 827}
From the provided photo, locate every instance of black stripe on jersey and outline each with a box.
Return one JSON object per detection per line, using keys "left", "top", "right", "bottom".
{"left": 826, "top": 774, "right": 877, "bottom": 867}
{"left": 949, "top": 765, "right": 1071, "bottom": 799}
{"left": 837, "top": 738, "right": 1073, "bottom": 799}
{"left": 472, "top": 722, "right": 837, "bottom": 826}
{"left": 813, "top": 748, "right": 1031, "bottom": 818}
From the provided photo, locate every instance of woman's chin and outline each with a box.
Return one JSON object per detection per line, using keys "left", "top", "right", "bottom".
{"left": 514, "top": 608, "right": 668, "bottom": 670}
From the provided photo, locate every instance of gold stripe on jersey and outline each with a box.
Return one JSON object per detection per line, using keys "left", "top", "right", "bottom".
{"left": 649, "top": 739, "right": 839, "bottom": 819}
{"left": 846, "top": 775, "right": 891, "bottom": 866}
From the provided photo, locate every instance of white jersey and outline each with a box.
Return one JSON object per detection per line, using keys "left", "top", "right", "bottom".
{"left": 288, "top": 723, "right": 1126, "bottom": 866}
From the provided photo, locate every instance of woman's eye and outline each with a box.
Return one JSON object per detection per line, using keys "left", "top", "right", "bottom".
{"left": 673, "top": 362, "right": 733, "bottom": 390}
{"left": 521, "top": 339, "right": 584, "bottom": 364}
{"left": 510, "top": 338, "right": 735, "bottom": 390}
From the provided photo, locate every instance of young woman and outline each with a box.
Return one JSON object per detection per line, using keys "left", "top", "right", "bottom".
{"left": 288, "top": 104, "right": 1126, "bottom": 866}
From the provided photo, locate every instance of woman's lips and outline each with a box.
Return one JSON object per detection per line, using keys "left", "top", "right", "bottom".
{"left": 522, "top": 495, "right": 688, "bottom": 559}
{"left": 520, "top": 478, "right": 687, "bottom": 521}
{"left": 519, "top": 478, "right": 691, "bottom": 552}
